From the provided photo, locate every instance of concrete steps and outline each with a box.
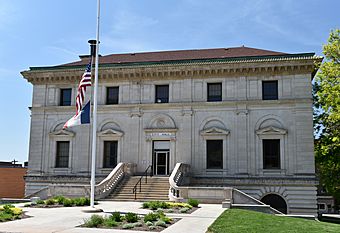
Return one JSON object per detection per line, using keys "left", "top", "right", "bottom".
{"left": 104, "top": 176, "right": 170, "bottom": 201}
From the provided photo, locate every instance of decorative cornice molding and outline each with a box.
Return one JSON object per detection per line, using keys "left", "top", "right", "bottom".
{"left": 256, "top": 126, "right": 287, "bottom": 135}
{"left": 98, "top": 128, "right": 124, "bottom": 137}
{"left": 22, "top": 58, "right": 320, "bottom": 84}
{"left": 200, "top": 127, "right": 230, "bottom": 137}
{"left": 49, "top": 129, "right": 75, "bottom": 137}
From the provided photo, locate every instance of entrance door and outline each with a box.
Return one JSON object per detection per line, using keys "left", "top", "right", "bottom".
{"left": 153, "top": 141, "right": 170, "bottom": 176}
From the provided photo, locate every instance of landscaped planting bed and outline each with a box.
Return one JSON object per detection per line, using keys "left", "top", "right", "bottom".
{"left": 82, "top": 210, "right": 179, "bottom": 232}
{"left": 24, "top": 196, "right": 91, "bottom": 208}
{"left": 142, "top": 199, "right": 200, "bottom": 214}
{"left": 0, "top": 204, "right": 27, "bottom": 222}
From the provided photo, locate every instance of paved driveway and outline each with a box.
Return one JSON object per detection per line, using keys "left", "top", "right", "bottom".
{"left": 0, "top": 201, "right": 224, "bottom": 233}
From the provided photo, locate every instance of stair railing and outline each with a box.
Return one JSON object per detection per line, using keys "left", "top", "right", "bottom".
{"left": 132, "top": 165, "right": 153, "bottom": 200}
{"left": 95, "top": 162, "right": 126, "bottom": 199}
{"left": 169, "top": 163, "right": 190, "bottom": 201}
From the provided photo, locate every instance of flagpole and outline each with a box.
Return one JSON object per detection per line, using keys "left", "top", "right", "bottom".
{"left": 90, "top": 0, "right": 101, "bottom": 210}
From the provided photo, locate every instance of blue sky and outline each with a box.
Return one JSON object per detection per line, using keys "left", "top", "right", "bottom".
{"left": 0, "top": 0, "right": 339, "bottom": 163}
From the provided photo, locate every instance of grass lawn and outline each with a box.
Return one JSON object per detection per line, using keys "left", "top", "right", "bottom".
{"left": 207, "top": 209, "right": 340, "bottom": 233}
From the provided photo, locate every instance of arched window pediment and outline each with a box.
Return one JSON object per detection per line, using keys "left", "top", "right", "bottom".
{"left": 200, "top": 127, "right": 230, "bottom": 137}
{"left": 98, "top": 129, "right": 124, "bottom": 137}
{"left": 256, "top": 126, "right": 287, "bottom": 135}
{"left": 49, "top": 129, "right": 75, "bottom": 138}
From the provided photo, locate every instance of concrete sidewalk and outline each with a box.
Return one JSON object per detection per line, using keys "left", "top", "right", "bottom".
{"left": 0, "top": 201, "right": 224, "bottom": 233}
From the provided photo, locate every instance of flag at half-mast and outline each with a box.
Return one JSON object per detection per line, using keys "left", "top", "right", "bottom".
{"left": 63, "top": 62, "right": 92, "bottom": 128}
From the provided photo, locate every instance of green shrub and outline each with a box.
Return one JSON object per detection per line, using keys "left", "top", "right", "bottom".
{"left": 160, "top": 216, "right": 172, "bottom": 224}
{"left": 144, "top": 212, "right": 159, "bottom": 222}
{"left": 125, "top": 212, "right": 139, "bottom": 223}
{"left": 179, "top": 207, "right": 190, "bottom": 213}
{"left": 155, "top": 220, "right": 167, "bottom": 227}
{"left": 3, "top": 205, "right": 14, "bottom": 215}
{"left": 62, "top": 198, "right": 74, "bottom": 207}
{"left": 166, "top": 209, "right": 173, "bottom": 213}
{"left": 36, "top": 200, "right": 45, "bottom": 205}
{"left": 103, "top": 218, "right": 118, "bottom": 227}
{"left": 142, "top": 202, "right": 149, "bottom": 208}
{"left": 148, "top": 201, "right": 160, "bottom": 210}
{"left": 111, "top": 211, "right": 122, "bottom": 222}
{"left": 45, "top": 199, "right": 56, "bottom": 205}
{"left": 73, "top": 197, "right": 88, "bottom": 206}
{"left": 187, "top": 198, "right": 199, "bottom": 207}
{"left": 53, "top": 195, "right": 66, "bottom": 205}
{"left": 0, "top": 212, "right": 14, "bottom": 221}
{"left": 24, "top": 204, "right": 31, "bottom": 207}
{"left": 145, "top": 221, "right": 154, "bottom": 226}
{"left": 122, "top": 223, "right": 134, "bottom": 229}
{"left": 83, "top": 214, "right": 104, "bottom": 227}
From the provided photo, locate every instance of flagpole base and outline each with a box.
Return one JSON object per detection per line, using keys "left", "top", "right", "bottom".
{"left": 82, "top": 206, "right": 103, "bottom": 213}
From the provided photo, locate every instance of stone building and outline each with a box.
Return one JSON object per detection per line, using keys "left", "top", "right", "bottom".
{"left": 21, "top": 46, "right": 321, "bottom": 215}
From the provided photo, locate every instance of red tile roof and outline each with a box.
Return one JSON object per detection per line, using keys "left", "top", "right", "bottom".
{"left": 61, "top": 46, "right": 287, "bottom": 67}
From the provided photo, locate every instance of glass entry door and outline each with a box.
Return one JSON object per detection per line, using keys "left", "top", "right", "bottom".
{"left": 154, "top": 151, "right": 169, "bottom": 175}
{"left": 152, "top": 140, "right": 170, "bottom": 176}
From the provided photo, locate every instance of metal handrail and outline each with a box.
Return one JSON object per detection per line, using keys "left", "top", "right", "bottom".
{"left": 132, "top": 165, "right": 153, "bottom": 200}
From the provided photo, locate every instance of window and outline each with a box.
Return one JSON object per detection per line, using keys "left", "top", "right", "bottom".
{"left": 56, "top": 141, "right": 70, "bottom": 168}
{"left": 318, "top": 204, "right": 326, "bottom": 210}
{"left": 207, "top": 83, "right": 222, "bottom": 102}
{"left": 106, "top": 87, "right": 119, "bottom": 104}
{"left": 263, "top": 139, "right": 280, "bottom": 169}
{"left": 206, "top": 140, "right": 223, "bottom": 169}
{"left": 155, "top": 85, "right": 169, "bottom": 103}
{"left": 262, "top": 81, "right": 278, "bottom": 100}
{"left": 103, "top": 141, "right": 118, "bottom": 168}
{"left": 60, "top": 88, "right": 72, "bottom": 106}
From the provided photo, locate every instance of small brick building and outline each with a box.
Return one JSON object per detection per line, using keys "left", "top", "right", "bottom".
{"left": 0, "top": 164, "right": 27, "bottom": 198}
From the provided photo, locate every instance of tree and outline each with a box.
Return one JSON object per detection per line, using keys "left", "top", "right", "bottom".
{"left": 314, "top": 29, "right": 340, "bottom": 204}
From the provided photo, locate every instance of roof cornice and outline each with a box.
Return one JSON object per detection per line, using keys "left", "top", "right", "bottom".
{"left": 21, "top": 54, "right": 323, "bottom": 84}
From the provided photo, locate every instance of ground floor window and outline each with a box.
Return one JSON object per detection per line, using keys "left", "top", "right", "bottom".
{"left": 206, "top": 140, "right": 223, "bottom": 169}
{"left": 263, "top": 139, "right": 280, "bottom": 169}
{"left": 56, "top": 141, "right": 70, "bottom": 168}
{"left": 103, "top": 141, "right": 118, "bottom": 168}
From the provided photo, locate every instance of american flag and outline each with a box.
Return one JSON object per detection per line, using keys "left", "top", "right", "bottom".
{"left": 63, "top": 62, "right": 92, "bottom": 129}
{"left": 75, "top": 62, "right": 92, "bottom": 115}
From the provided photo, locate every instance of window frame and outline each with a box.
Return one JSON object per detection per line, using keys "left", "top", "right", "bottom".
{"left": 106, "top": 86, "right": 119, "bottom": 105}
{"left": 207, "top": 83, "right": 222, "bottom": 102}
{"left": 55, "top": 141, "right": 70, "bottom": 168}
{"left": 262, "top": 80, "right": 278, "bottom": 100}
{"left": 103, "top": 140, "right": 118, "bottom": 168}
{"left": 262, "top": 139, "right": 280, "bottom": 169}
{"left": 206, "top": 139, "right": 223, "bottom": 169}
{"left": 155, "top": 85, "right": 169, "bottom": 103}
{"left": 60, "top": 88, "right": 72, "bottom": 106}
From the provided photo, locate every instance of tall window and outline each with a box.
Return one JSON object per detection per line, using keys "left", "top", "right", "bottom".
{"left": 263, "top": 139, "right": 280, "bottom": 169}
{"left": 60, "top": 88, "right": 72, "bottom": 106}
{"left": 106, "top": 87, "right": 119, "bottom": 104}
{"left": 262, "top": 81, "right": 278, "bottom": 100}
{"left": 56, "top": 141, "right": 70, "bottom": 168}
{"left": 103, "top": 141, "right": 118, "bottom": 168}
{"left": 155, "top": 85, "right": 169, "bottom": 103}
{"left": 207, "top": 83, "right": 222, "bottom": 102}
{"left": 206, "top": 140, "right": 223, "bottom": 169}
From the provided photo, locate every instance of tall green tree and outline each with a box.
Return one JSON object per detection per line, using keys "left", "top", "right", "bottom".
{"left": 314, "top": 29, "right": 340, "bottom": 204}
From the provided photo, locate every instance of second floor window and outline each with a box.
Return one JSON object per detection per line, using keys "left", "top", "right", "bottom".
{"left": 56, "top": 141, "right": 70, "bottom": 168}
{"left": 263, "top": 139, "right": 280, "bottom": 169}
{"left": 60, "top": 88, "right": 72, "bottom": 106}
{"left": 207, "top": 83, "right": 222, "bottom": 102}
{"left": 106, "top": 87, "right": 119, "bottom": 104}
{"left": 262, "top": 81, "right": 278, "bottom": 100}
{"left": 155, "top": 85, "right": 169, "bottom": 103}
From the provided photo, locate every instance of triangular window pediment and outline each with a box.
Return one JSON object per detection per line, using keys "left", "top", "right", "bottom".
{"left": 98, "top": 129, "right": 124, "bottom": 137}
{"left": 200, "top": 127, "right": 230, "bottom": 136}
{"left": 49, "top": 129, "right": 75, "bottom": 137}
{"left": 256, "top": 126, "right": 287, "bottom": 135}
